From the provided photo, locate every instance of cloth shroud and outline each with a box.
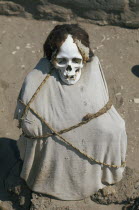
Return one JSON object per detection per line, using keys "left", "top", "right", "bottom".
{"left": 14, "top": 56, "right": 127, "bottom": 200}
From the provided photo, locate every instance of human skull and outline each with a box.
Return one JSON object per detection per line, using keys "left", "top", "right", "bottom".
{"left": 53, "top": 35, "right": 84, "bottom": 85}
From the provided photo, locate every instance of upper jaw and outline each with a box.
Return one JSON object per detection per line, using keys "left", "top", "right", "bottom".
{"left": 59, "top": 68, "right": 81, "bottom": 85}
{"left": 63, "top": 68, "right": 80, "bottom": 80}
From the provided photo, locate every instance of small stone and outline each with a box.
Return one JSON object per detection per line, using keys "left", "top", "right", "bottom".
{"left": 16, "top": 46, "right": 20, "bottom": 50}
{"left": 134, "top": 98, "right": 139, "bottom": 103}
{"left": 129, "top": 99, "right": 133, "bottom": 102}
{"left": 25, "top": 43, "right": 31, "bottom": 48}
{"left": 19, "top": 196, "right": 25, "bottom": 206}
{"left": 121, "top": 86, "right": 124, "bottom": 90}
{"left": 12, "top": 51, "right": 16, "bottom": 55}
{"left": 102, "top": 186, "right": 116, "bottom": 197}
{"left": 21, "top": 65, "right": 25, "bottom": 69}
{"left": 116, "top": 92, "right": 121, "bottom": 96}
{"left": 97, "top": 20, "right": 108, "bottom": 26}
{"left": 32, "top": 50, "right": 35, "bottom": 53}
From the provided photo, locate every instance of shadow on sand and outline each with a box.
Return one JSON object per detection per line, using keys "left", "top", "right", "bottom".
{"left": 131, "top": 65, "right": 139, "bottom": 77}
{"left": 0, "top": 138, "right": 31, "bottom": 209}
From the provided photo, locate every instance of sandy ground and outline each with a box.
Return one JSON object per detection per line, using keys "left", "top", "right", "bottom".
{"left": 0, "top": 16, "right": 139, "bottom": 209}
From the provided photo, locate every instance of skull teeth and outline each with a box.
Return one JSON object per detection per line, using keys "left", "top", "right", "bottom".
{"left": 64, "top": 69, "right": 80, "bottom": 80}
{"left": 66, "top": 75, "right": 75, "bottom": 79}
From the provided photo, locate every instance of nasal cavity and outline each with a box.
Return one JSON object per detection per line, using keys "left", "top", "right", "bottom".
{"left": 66, "top": 65, "right": 72, "bottom": 71}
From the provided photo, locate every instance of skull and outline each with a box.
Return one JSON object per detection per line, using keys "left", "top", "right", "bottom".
{"left": 53, "top": 35, "right": 84, "bottom": 85}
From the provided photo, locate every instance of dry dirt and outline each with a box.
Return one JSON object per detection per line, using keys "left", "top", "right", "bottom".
{"left": 0, "top": 15, "right": 139, "bottom": 210}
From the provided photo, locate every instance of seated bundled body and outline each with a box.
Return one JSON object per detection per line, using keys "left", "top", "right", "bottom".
{"left": 14, "top": 24, "right": 127, "bottom": 200}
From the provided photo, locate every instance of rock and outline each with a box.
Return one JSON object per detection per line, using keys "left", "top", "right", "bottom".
{"left": 134, "top": 98, "right": 139, "bottom": 103}
{"left": 0, "top": 1, "right": 25, "bottom": 17}
{"left": 12, "top": 51, "right": 16, "bottom": 55}
{"left": 25, "top": 43, "right": 32, "bottom": 49}
{"left": 102, "top": 186, "right": 117, "bottom": 197}
{"left": 0, "top": 0, "right": 139, "bottom": 28}
{"left": 37, "top": 3, "right": 73, "bottom": 21}
{"left": 115, "top": 92, "right": 121, "bottom": 96}
{"left": 16, "top": 46, "right": 20, "bottom": 50}
{"left": 21, "top": 65, "right": 25, "bottom": 69}
{"left": 0, "top": 201, "right": 14, "bottom": 210}
{"left": 91, "top": 167, "right": 139, "bottom": 205}
{"left": 120, "top": 86, "right": 124, "bottom": 90}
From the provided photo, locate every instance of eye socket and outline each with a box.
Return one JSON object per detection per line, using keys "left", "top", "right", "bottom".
{"left": 72, "top": 58, "right": 82, "bottom": 63}
{"left": 56, "top": 58, "right": 67, "bottom": 64}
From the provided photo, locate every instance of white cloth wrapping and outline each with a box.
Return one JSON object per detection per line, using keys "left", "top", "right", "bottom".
{"left": 14, "top": 56, "right": 127, "bottom": 200}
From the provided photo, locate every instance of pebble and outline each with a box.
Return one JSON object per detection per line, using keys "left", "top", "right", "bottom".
{"left": 25, "top": 43, "right": 32, "bottom": 49}
{"left": 116, "top": 92, "right": 121, "bottom": 96}
{"left": 21, "top": 65, "right": 25, "bottom": 69}
{"left": 102, "top": 186, "right": 116, "bottom": 196}
{"left": 32, "top": 50, "right": 35, "bottom": 53}
{"left": 16, "top": 46, "right": 20, "bottom": 50}
{"left": 121, "top": 85, "right": 124, "bottom": 90}
{"left": 12, "top": 51, "right": 17, "bottom": 55}
{"left": 134, "top": 98, "right": 139, "bottom": 103}
{"left": 19, "top": 196, "right": 25, "bottom": 206}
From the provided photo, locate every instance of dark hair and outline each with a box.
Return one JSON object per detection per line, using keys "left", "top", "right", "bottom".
{"left": 43, "top": 24, "right": 94, "bottom": 62}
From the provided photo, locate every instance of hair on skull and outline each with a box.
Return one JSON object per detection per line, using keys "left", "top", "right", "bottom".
{"left": 43, "top": 24, "right": 94, "bottom": 63}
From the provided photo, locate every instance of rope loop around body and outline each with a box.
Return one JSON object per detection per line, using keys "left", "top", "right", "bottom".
{"left": 19, "top": 99, "right": 126, "bottom": 169}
